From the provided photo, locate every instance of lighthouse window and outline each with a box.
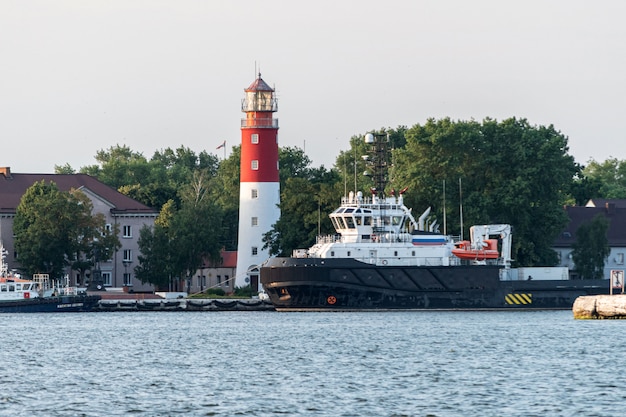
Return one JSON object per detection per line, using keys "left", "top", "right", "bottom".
{"left": 251, "top": 189, "right": 258, "bottom": 199}
{"left": 251, "top": 217, "right": 258, "bottom": 226}
{"left": 251, "top": 134, "right": 259, "bottom": 144}
{"left": 251, "top": 160, "right": 259, "bottom": 170}
{"left": 252, "top": 247, "right": 258, "bottom": 256}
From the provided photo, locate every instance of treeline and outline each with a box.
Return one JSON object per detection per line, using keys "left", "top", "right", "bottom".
{"left": 49, "top": 117, "right": 626, "bottom": 282}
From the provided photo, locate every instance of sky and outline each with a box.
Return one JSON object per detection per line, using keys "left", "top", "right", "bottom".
{"left": 2, "top": 0, "right": 625, "bottom": 173}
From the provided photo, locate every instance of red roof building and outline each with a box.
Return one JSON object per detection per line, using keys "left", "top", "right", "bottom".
{"left": 0, "top": 167, "right": 158, "bottom": 291}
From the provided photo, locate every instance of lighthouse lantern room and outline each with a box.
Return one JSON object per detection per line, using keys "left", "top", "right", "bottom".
{"left": 235, "top": 74, "right": 280, "bottom": 291}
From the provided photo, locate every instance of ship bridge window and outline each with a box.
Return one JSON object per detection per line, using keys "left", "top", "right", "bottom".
{"left": 363, "top": 216, "right": 372, "bottom": 226}
{"left": 0, "top": 284, "right": 6, "bottom": 292}
{"left": 392, "top": 216, "right": 402, "bottom": 225}
{"left": 345, "top": 216, "right": 355, "bottom": 229}
{"left": 355, "top": 216, "right": 362, "bottom": 226}
{"left": 344, "top": 208, "right": 354, "bottom": 213}
{"left": 331, "top": 217, "right": 342, "bottom": 230}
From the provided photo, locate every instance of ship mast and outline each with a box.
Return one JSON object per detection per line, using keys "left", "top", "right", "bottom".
{"left": 364, "top": 132, "right": 389, "bottom": 200}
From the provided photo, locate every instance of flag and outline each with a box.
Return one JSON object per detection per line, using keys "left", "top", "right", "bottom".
{"left": 216, "top": 140, "right": 226, "bottom": 150}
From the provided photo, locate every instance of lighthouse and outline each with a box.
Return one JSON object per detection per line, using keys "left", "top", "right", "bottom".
{"left": 235, "top": 73, "right": 280, "bottom": 290}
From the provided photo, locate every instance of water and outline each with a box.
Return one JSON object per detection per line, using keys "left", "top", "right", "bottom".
{"left": 0, "top": 310, "right": 624, "bottom": 417}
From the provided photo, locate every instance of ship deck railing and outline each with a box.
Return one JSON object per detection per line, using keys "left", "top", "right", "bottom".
{"left": 316, "top": 233, "right": 417, "bottom": 245}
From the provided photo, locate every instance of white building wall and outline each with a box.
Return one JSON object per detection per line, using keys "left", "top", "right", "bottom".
{"left": 235, "top": 181, "right": 280, "bottom": 289}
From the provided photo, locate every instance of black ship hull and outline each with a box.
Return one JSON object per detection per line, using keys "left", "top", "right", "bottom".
{"left": 260, "top": 258, "right": 609, "bottom": 311}
{"left": 0, "top": 294, "right": 102, "bottom": 313}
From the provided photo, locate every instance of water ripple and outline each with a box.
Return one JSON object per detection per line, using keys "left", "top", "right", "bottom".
{"left": 0, "top": 311, "right": 624, "bottom": 416}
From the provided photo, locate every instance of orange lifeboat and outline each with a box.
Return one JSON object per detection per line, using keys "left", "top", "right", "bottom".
{"left": 452, "top": 239, "right": 499, "bottom": 261}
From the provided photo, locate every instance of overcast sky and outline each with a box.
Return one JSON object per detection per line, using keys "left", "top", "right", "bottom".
{"left": 2, "top": 0, "right": 625, "bottom": 173}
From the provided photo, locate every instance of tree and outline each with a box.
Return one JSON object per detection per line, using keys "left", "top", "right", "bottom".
{"left": 393, "top": 118, "right": 578, "bottom": 266}
{"left": 263, "top": 146, "right": 341, "bottom": 257}
{"left": 582, "top": 158, "right": 626, "bottom": 199}
{"left": 571, "top": 215, "right": 610, "bottom": 279}
{"left": 13, "top": 181, "right": 120, "bottom": 278}
{"left": 135, "top": 175, "right": 224, "bottom": 290}
{"left": 135, "top": 200, "right": 177, "bottom": 290}
{"left": 208, "top": 146, "right": 241, "bottom": 251}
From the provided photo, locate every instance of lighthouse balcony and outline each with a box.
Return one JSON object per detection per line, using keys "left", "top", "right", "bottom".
{"left": 241, "top": 119, "right": 279, "bottom": 128}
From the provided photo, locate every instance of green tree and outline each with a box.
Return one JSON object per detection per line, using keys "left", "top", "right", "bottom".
{"left": 172, "top": 171, "right": 223, "bottom": 290}
{"left": 208, "top": 146, "right": 241, "bottom": 251}
{"left": 135, "top": 200, "right": 177, "bottom": 290}
{"left": 135, "top": 174, "right": 224, "bottom": 290}
{"left": 54, "top": 163, "right": 76, "bottom": 174}
{"left": 582, "top": 158, "right": 626, "bottom": 199}
{"left": 13, "top": 181, "right": 120, "bottom": 278}
{"left": 393, "top": 118, "right": 577, "bottom": 266}
{"left": 571, "top": 215, "right": 610, "bottom": 279}
{"left": 81, "top": 145, "right": 151, "bottom": 190}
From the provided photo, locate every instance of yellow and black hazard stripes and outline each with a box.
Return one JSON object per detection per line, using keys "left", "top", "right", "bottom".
{"left": 505, "top": 293, "right": 532, "bottom": 305}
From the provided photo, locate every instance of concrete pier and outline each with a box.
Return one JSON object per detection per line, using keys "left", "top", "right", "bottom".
{"left": 573, "top": 295, "right": 626, "bottom": 319}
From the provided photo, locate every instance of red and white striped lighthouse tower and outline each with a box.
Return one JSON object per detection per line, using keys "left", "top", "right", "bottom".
{"left": 235, "top": 73, "right": 280, "bottom": 290}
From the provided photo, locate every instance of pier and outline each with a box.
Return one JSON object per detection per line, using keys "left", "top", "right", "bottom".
{"left": 92, "top": 292, "right": 275, "bottom": 312}
{"left": 573, "top": 295, "right": 626, "bottom": 319}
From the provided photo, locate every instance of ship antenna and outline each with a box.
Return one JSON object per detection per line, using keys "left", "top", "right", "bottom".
{"left": 459, "top": 177, "right": 464, "bottom": 240}
{"left": 353, "top": 142, "right": 357, "bottom": 193}
{"left": 443, "top": 179, "right": 447, "bottom": 235}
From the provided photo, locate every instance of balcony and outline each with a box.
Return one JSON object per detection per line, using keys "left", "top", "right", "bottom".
{"left": 241, "top": 118, "right": 279, "bottom": 129}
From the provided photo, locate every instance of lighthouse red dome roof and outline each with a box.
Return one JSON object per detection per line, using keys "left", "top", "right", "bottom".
{"left": 245, "top": 73, "right": 274, "bottom": 92}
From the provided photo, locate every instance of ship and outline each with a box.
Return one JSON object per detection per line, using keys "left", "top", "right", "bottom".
{"left": 0, "top": 243, "right": 101, "bottom": 313}
{"left": 260, "top": 132, "right": 610, "bottom": 311}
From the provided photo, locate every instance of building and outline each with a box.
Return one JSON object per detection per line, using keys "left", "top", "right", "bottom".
{"left": 554, "top": 201, "right": 626, "bottom": 279}
{"left": 186, "top": 250, "right": 237, "bottom": 294}
{"left": 0, "top": 167, "right": 158, "bottom": 290}
{"left": 235, "top": 74, "right": 280, "bottom": 291}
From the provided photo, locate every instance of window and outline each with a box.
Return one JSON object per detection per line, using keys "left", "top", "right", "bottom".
{"left": 224, "top": 275, "right": 229, "bottom": 285}
{"left": 217, "top": 275, "right": 222, "bottom": 285}
{"left": 252, "top": 246, "right": 258, "bottom": 256}
{"left": 251, "top": 217, "right": 258, "bottom": 226}
{"left": 123, "top": 225, "right": 132, "bottom": 238}
{"left": 251, "top": 160, "right": 258, "bottom": 170}
{"left": 102, "top": 272, "right": 112, "bottom": 286}
{"left": 123, "top": 273, "right": 132, "bottom": 286}
{"left": 251, "top": 134, "right": 259, "bottom": 144}
{"left": 617, "top": 253, "right": 625, "bottom": 265}
{"left": 251, "top": 189, "right": 258, "bottom": 199}
{"left": 123, "top": 249, "right": 132, "bottom": 262}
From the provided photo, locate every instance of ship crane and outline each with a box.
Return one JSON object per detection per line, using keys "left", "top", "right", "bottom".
{"left": 468, "top": 224, "right": 512, "bottom": 266}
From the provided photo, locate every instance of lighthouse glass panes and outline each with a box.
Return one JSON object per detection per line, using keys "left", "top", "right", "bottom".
{"left": 243, "top": 90, "right": 275, "bottom": 112}
{"left": 251, "top": 160, "right": 258, "bottom": 170}
{"left": 251, "top": 134, "right": 259, "bottom": 144}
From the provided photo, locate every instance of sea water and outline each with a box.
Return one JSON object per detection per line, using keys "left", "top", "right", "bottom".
{"left": 0, "top": 310, "right": 623, "bottom": 417}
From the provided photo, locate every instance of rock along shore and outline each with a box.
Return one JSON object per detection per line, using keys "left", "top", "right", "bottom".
{"left": 573, "top": 295, "right": 626, "bottom": 319}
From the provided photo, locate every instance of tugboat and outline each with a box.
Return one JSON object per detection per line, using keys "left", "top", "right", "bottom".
{"left": 0, "top": 242, "right": 101, "bottom": 313}
{"left": 260, "top": 132, "right": 610, "bottom": 310}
